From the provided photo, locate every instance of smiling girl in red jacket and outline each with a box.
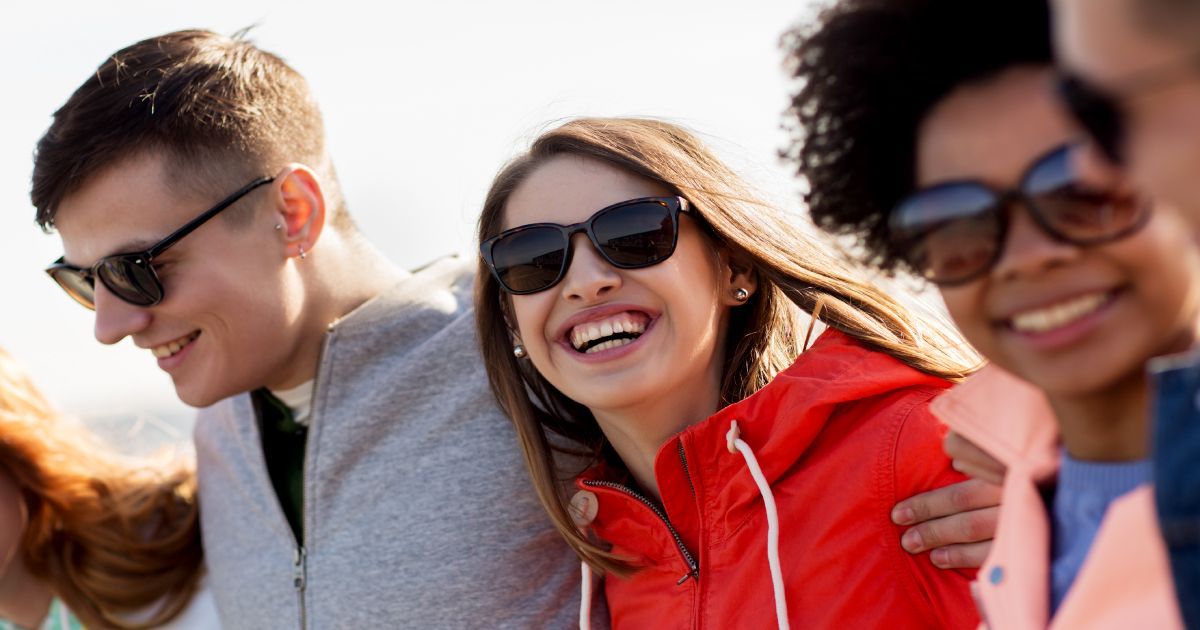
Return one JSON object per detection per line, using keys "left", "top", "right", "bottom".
{"left": 474, "top": 118, "right": 980, "bottom": 629}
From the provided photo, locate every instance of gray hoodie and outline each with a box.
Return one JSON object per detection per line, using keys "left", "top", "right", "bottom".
{"left": 195, "top": 256, "right": 587, "bottom": 629}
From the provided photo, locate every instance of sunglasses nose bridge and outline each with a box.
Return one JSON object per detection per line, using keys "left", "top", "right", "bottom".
{"left": 558, "top": 229, "right": 622, "bottom": 299}
{"left": 990, "top": 198, "right": 1082, "bottom": 280}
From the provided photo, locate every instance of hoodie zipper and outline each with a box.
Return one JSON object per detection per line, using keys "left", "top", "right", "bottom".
{"left": 677, "top": 441, "right": 697, "bottom": 500}
{"left": 291, "top": 323, "right": 335, "bottom": 628}
{"left": 582, "top": 479, "right": 700, "bottom": 584}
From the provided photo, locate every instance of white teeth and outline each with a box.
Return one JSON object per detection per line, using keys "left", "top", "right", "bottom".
{"left": 569, "top": 313, "right": 649, "bottom": 351}
{"left": 151, "top": 332, "right": 200, "bottom": 359}
{"left": 1010, "top": 292, "right": 1109, "bottom": 334}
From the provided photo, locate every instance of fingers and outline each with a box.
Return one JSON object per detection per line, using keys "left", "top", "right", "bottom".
{"left": 930, "top": 541, "right": 993, "bottom": 569}
{"left": 892, "top": 478, "right": 1002, "bottom": 525}
{"left": 944, "top": 431, "right": 1006, "bottom": 485}
{"left": 899, "top": 505, "right": 999, "bottom": 556}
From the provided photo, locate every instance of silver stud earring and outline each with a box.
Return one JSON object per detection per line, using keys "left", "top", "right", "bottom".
{"left": 513, "top": 344, "right": 527, "bottom": 359}
{"left": 734, "top": 287, "right": 750, "bottom": 302}
{"left": 298, "top": 245, "right": 307, "bottom": 260}
{"left": 274, "top": 224, "right": 283, "bottom": 231}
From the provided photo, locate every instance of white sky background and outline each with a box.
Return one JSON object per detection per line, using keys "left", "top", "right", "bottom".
{"left": 0, "top": 0, "right": 825, "bottom": 432}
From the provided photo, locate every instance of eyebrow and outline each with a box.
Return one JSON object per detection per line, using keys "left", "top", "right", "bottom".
{"left": 61, "top": 238, "right": 163, "bottom": 267}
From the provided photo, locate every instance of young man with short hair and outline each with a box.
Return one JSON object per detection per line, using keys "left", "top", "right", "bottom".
{"left": 31, "top": 29, "right": 583, "bottom": 628}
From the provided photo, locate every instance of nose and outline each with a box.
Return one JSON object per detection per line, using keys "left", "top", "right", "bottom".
{"left": 93, "top": 282, "right": 153, "bottom": 345}
{"left": 990, "top": 203, "right": 1082, "bottom": 282}
{"left": 559, "top": 234, "right": 622, "bottom": 302}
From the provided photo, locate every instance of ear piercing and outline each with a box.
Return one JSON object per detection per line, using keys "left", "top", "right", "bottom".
{"left": 298, "top": 245, "right": 307, "bottom": 260}
{"left": 274, "top": 224, "right": 283, "bottom": 231}
{"left": 513, "top": 344, "right": 527, "bottom": 359}
{"left": 734, "top": 287, "right": 750, "bottom": 302}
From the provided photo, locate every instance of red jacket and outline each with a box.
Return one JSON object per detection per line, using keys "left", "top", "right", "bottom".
{"left": 574, "top": 330, "right": 979, "bottom": 629}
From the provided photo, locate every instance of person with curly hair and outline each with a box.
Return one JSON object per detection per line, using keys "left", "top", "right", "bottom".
{"left": 785, "top": 0, "right": 1197, "bottom": 626}
{"left": 0, "top": 347, "right": 215, "bottom": 629}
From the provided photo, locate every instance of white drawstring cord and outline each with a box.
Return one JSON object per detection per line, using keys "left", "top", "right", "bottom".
{"left": 727, "top": 420, "right": 790, "bottom": 630}
{"left": 579, "top": 561, "right": 593, "bottom": 630}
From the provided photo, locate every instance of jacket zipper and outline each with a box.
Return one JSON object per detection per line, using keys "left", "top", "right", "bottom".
{"left": 582, "top": 479, "right": 700, "bottom": 584}
{"left": 291, "top": 323, "right": 336, "bottom": 628}
{"left": 677, "top": 441, "right": 697, "bottom": 499}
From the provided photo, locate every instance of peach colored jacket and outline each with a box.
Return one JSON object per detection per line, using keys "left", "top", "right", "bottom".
{"left": 932, "top": 365, "right": 1183, "bottom": 629}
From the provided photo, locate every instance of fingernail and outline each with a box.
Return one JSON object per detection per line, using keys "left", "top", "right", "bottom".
{"left": 892, "top": 506, "right": 916, "bottom": 525}
{"left": 901, "top": 529, "right": 924, "bottom": 553}
{"left": 931, "top": 549, "right": 949, "bottom": 567}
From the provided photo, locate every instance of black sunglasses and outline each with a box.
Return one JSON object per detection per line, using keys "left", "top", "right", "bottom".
{"left": 889, "top": 145, "right": 1149, "bottom": 286}
{"left": 481, "top": 196, "right": 690, "bottom": 295}
{"left": 1057, "top": 52, "right": 1200, "bottom": 164}
{"left": 46, "top": 176, "right": 274, "bottom": 310}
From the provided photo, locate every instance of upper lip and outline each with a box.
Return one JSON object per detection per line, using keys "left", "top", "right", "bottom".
{"left": 992, "top": 286, "right": 1117, "bottom": 323}
{"left": 554, "top": 303, "right": 660, "bottom": 344}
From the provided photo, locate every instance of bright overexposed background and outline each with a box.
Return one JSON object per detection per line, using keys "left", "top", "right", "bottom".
{"left": 0, "top": 0, "right": 828, "bottom": 448}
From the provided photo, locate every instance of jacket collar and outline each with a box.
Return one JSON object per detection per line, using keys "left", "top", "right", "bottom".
{"left": 577, "top": 329, "right": 951, "bottom": 561}
{"left": 931, "top": 365, "right": 1059, "bottom": 481}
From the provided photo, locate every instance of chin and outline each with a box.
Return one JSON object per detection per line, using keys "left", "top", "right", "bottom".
{"left": 173, "top": 380, "right": 236, "bottom": 409}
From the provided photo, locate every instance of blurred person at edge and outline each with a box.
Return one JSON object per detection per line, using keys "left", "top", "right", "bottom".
{"left": 30, "top": 27, "right": 1003, "bottom": 629}
{"left": 0, "top": 346, "right": 215, "bottom": 629}
{"left": 1054, "top": 0, "right": 1200, "bottom": 625}
{"left": 28, "top": 29, "right": 586, "bottom": 628}
{"left": 786, "top": 0, "right": 1199, "bottom": 626}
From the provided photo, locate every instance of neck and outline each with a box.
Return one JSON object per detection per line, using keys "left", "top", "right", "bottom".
{"left": 592, "top": 364, "right": 725, "bottom": 502}
{"left": 0, "top": 560, "right": 53, "bottom": 630}
{"left": 266, "top": 231, "right": 406, "bottom": 391}
{"left": 1048, "top": 370, "right": 1149, "bottom": 462}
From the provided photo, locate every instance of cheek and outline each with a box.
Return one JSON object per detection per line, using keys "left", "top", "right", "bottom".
{"left": 939, "top": 285, "right": 991, "bottom": 344}
{"left": 509, "top": 296, "right": 552, "bottom": 348}
{"left": 0, "top": 479, "right": 25, "bottom": 570}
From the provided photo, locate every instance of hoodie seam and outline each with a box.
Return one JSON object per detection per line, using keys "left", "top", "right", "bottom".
{"left": 878, "top": 388, "right": 944, "bottom": 628}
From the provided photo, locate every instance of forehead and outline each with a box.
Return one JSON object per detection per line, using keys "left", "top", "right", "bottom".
{"left": 53, "top": 153, "right": 206, "bottom": 265}
{"left": 502, "top": 155, "right": 671, "bottom": 230}
{"left": 916, "top": 66, "right": 1071, "bottom": 187}
{"left": 1054, "top": 0, "right": 1181, "bottom": 82}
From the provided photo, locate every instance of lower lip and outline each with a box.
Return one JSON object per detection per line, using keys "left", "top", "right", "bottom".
{"left": 1001, "top": 291, "right": 1119, "bottom": 351}
{"left": 561, "top": 320, "right": 656, "bottom": 364}
{"left": 156, "top": 335, "right": 199, "bottom": 372}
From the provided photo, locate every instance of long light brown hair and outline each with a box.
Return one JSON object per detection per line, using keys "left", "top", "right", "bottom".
{"left": 0, "top": 349, "right": 202, "bottom": 629}
{"left": 475, "top": 117, "right": 978, "bottom": 574}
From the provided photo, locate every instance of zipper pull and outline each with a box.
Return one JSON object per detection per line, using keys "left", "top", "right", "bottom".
{"left": 293, "top": 546, "right": 307, "bottom": 591}
{"left": 676, "top": 569, "right": 698, "bottom": 585}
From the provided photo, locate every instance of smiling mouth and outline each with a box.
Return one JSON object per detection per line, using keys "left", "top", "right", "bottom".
{"left": 569, "top": 312, "right": 650, "bottom": 354}
{"left": 151, "top": 331, "right": 201, "bottom": 359}
{"left": 1006, "top": 291, "right": 1114, "bottom": 334}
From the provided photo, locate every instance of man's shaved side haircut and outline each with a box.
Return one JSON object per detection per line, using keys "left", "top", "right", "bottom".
{"left": 31, "top": 28, "right": 351, "bottom": 231}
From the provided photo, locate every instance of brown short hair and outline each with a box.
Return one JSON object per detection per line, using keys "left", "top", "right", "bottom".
{"left": 31, "top": 28, "right": 350, "bottom": 231}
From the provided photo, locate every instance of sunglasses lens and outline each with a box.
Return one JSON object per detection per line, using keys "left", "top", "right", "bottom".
{"left": 48, "top": 268, "right": 98, "bottom": 310}
{"left": 1026, "top": 147, "right": 1147, "bottom": 242}
{"left": 96, "top": 256, "right": 162, "bottom": 306}
{"left": 489, "top": 227, "right": 568, "bottom": 294}
{"left": 1058, "top": 75, "right": 1125, "bottom": 164}
{"left": 891, "top": 184, "right": 1002, "bottom": 284}
{"left": 592, "top": 200, "right": 677, "bottom": 268}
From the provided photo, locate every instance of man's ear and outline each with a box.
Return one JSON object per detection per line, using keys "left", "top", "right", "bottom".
{"left": 271, "top": 164, "right": 326, "bottom": 260}
{"left": 719, "top": 248, "right": 759, "bottom": 306}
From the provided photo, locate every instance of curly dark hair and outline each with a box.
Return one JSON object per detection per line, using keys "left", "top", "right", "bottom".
{"left": 782, "top": 0, "right": 1053, "bottom": 274}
